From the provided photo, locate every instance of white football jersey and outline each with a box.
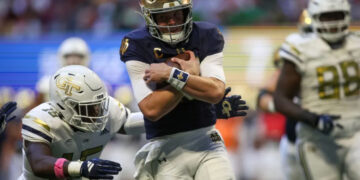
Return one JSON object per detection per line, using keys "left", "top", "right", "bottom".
{"left": 279, "top": 32, "right": 360, "bottom": 121}
{"left": 20, "top": 97, "right": 130, "bottom": 180}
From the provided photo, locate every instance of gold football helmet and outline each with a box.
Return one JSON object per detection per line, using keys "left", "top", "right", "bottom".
{"left": 139, "top": 0, "right": 193, "bottom": 45}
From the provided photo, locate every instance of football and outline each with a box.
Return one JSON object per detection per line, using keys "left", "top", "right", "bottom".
{"left": 165, "top": 53, "right": 191, "bottom": 69}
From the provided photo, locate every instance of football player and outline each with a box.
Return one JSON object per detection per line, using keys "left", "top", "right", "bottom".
{"left": 19, "top": 65, "right": 247, "bottom": 180}
{"left": 274, "top": 0, "right": 360, "bottom": 179}
{"left": 19, "top": 65, "right": 136, "bottom": 180}
{"left": 257, "top": 9, "right": 312, "bottom": 180}
{"left": 0, "top": 101, "right": 17, "bottom": 134}
{"left": 120, "top": 0, "right": 248, "bottom": 179}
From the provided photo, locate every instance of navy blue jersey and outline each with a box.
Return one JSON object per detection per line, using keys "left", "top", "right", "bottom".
{"left": 120, "top": 22, "right": 224, "bottom": 139}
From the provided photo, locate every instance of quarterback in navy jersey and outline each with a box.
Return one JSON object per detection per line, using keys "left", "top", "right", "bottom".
{"left": 120, "top": 0, "right": 243, "bottom": 179}
{"left": 121, "top": 22, "right": 224, "bottom": 139}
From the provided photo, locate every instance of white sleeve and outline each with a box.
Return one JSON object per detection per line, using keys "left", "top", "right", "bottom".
{"left": 123, "top": 112, "right": 145, "bottom": 135}
{"left": 125, "top": 61, "right": 153, "bottom": 103}
{"left": 200, "top": 52, "right": 226, "bottom": 83}
{"left": 108, "top": 96, "right": 145, "bottom": 135}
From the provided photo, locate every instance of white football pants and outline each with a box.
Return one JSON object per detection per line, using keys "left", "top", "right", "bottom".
{"left": 134, "top": 125, "right": 235, "bottom": 180}
{"left": 279, "top": 135, "right": 305, "bottom": 180}
{"left": 296, "top": 121, "right": 360, "bottom": 180}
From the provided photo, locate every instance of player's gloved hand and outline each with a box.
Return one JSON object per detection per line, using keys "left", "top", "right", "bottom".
{"left": 304, "top": 111, "right": 342, "bottom": 134}
{"left": 215, "top": 87, "right": 248, "bottom": 119}
{"left": 80, "top": 158, "right": 122, "bottom": 179}
{"left": 0, "top": 101, "right": 17, "bottom": 133}
{"left": 316, "top": 114, "right": 342, "bottom": 134}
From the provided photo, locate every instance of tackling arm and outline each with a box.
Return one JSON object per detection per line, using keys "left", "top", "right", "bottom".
{"left": 24, "top": 140, "right": 121, "bottom": 179}
{"left": 118, "top": 112, "right": 145, "bottom": 135}
{"left": 24, "top": 141, "right": 69, "bottom": 178}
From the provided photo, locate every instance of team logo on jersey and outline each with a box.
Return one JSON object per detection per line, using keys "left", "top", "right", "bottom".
{"left": 210, "top": 132, "right": 222, "bottom": 143}
{"left": 120, "top": 38, "right": 129, "bottom": 55}
{"left": 56, "top": 77, "right": 81, "bottom": 96}
{"left": 153, "top": 47, "right": 163, "bottom": 59}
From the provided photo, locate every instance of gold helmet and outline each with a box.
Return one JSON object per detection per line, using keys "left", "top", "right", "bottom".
{"left": 298, "top": 9, "right": 313, "bottom": 34}
{"left": 139, "top": 0, "right": 193, "bottom": 45}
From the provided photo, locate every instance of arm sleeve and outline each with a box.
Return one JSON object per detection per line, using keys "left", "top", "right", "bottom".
{"left": 200, "top": 52, "right": 226, "bottom": 83}
{"left": 125, "top": 61, "right": 153, "bottom": 103}
{"left": 123, "top": 112, "right": 145, "bottom": 135}
{"left": 110, "top": 97, "right": 145, "bottom": 135}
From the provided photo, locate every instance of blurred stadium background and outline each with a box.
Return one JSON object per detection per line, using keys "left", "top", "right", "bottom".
{"left": 1, "top": 0, "right": 360, "bottom": 180}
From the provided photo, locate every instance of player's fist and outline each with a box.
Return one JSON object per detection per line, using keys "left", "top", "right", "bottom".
{"left": 215, "top": 87, "right": 248, "bottom": 119}
{"left": 170, "top": 51, "right": 200, "bottom": 75}
{"left": 165, "top": 52, "right": 190, "bottom": 69}
{"left": 0, "top": 101, "right": 17, "bottom": 133}
{"left": 80, "top": 158, "right": 122, "bottom": 179}
{"left": 316, "top": 114, "right": 341, "bottom": 134}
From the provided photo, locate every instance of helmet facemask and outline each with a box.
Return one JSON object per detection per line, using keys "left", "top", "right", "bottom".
{"left": 308, "top": 0, "right": 351, "bottom": 43}
{"left": 65, "top": 96, "right": 109, "bottom": 133}
{"left": 141, "top": 1, "right": 193, "bottom": 45}
{"left": 312, "top": 11, "right": 350, "bottom": 42}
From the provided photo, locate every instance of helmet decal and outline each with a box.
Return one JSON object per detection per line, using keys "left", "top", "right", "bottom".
{"left": 56, "top": 76, "right": 81, "bottom": 96}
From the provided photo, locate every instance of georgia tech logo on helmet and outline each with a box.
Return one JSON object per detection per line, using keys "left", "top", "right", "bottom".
{"left": 56, "top": 76, "right": 81, "bottom": 96}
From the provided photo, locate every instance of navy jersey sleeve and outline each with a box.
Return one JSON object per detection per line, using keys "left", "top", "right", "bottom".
{"left": 205, "top": 24, "right": 224, "bottom": 55}
{"left": 193, "top": 22, "right": 224, "bottom": 60}
{"left": 120, "top": 28, "right": 153, "bottom": 64}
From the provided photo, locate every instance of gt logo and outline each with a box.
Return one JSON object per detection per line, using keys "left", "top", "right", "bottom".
{"left": 145, "top": 0, "right": 156, "bottom": 4}
{"left": 56, "top": 76, "right": 81, "bottom": 96}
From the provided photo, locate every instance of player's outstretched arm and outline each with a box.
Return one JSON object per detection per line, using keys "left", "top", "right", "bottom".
{"left": 0, "top": 101, "right": 17, "bottom": 134}
{"left": 25, "top": 141, "right": 121, "bottom": 179}
{"left": 118, "top": 112, "right": 145, "bottom": 135}
{"left": 215, "top": 87, "right": 248, "bottom": 119}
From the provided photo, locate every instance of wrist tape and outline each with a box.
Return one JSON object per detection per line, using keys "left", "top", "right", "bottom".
{"left": 67, "top": 161, "right": 83, "bottom": 177}
{"left": 167, "top": 68, "right": 189, "bottom": 91}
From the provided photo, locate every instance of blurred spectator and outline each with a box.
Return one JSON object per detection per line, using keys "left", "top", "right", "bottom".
{"left": 2, "top": 0, "right": 359, "bottom": 37}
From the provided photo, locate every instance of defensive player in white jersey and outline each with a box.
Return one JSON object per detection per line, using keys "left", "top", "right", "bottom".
{"left": 19, "top": 65, "right": 246, "bottom": 179}
{"left": 19, "top": 65, "right": 144, "bottom": 180}
{"left": 274, "top": 0, "right": 360, "bottom": 179}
